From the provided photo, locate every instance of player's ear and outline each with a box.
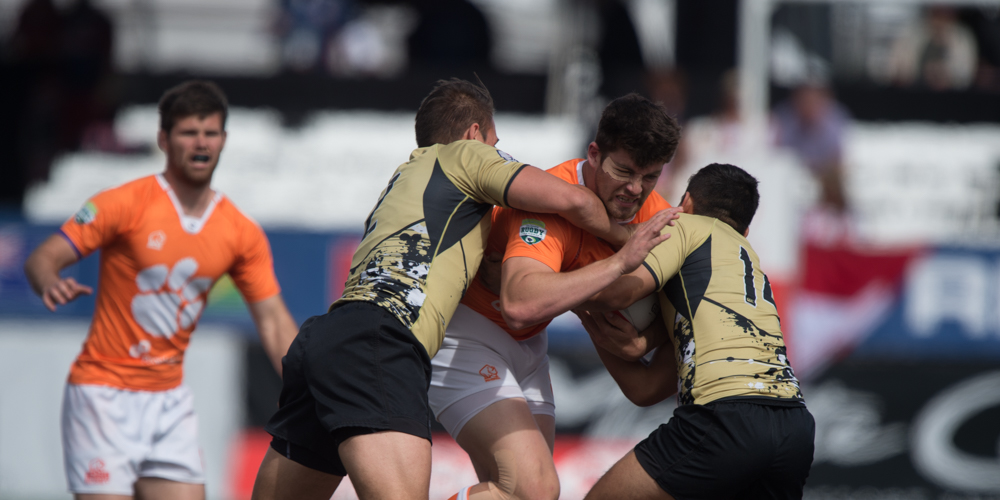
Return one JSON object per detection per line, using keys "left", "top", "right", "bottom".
{"left": 156, "top": 129, "right": 168, "bottom": 152}
{"left": 586, "top": 142, "right": 601, "bottom": 164}
{"left": 462, "top": 122, "right": 482, "bottom": 143}
{"left": 743, "top": 227, "right": 750, "bottom": 238}
{"left": 680, "top": 192, "right": 694, "bottom": 213}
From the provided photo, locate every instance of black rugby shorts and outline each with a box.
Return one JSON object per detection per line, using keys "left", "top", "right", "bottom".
{"left": 264, "top": 301, "right": 433, "bottom": 475}
{"left": 635, "top": 398, "right": 815, "bottom": 500}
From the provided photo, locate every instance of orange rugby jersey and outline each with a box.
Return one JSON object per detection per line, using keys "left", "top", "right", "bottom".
{"left": 60, "top": 174, "right": 280, "bottom": 391}
{"left": 461, "top": 159, "right": 672, "bottom": 340}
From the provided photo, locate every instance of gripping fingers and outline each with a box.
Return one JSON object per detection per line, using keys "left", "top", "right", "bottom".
{"left": 665, "top": 206, "right": 683, "bottom": 225}
{"left": 602, "top": 310, "right": 634, "bottom": 331}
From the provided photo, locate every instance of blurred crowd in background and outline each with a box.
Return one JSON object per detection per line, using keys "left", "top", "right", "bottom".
{"left": 2, "top": 0, "right": 1000, "bottom": 222}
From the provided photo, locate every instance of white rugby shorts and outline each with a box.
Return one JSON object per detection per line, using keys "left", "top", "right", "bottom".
{"left": 429, "top": 304, "right": 555, "bottom": 437}
{"left": 62, "top": 383, "right": 205, "bottom": 495}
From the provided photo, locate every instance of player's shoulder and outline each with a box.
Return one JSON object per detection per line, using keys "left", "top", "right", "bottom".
{"left": 88, "top": 174, "right": 161, "bottom": 207}
{"left": 437, "top": 140, "right": 521, "bottom": 168}
{"left": 544, "top": 158, "right": 585, "bottom": 184}
{"left": 111, "top": 174, "right": 160, "bottom": 194}
{"left": 504, "top": 208, "right": 578, "bottom": 247}
{"left": 673, "top": 213, "right": 719, "bottom": 240}
{"left": 214, "top": 194, "right": 263, "bottom": 230}
{"left": 676, "top": 213, "right": 715, "bottom": 227}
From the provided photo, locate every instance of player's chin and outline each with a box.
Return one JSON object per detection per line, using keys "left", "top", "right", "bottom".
{"left": 612, "top": 204, "right": 639, "bottom": 221}
{"left": 183, "top": 166, "right": 215, "bottom": 185}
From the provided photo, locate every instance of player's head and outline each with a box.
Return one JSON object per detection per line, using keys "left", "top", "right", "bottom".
{"left": 682, "top": 163, "right": 759, "bottom": 236}
{"left": 587, "top": 93, "right": 681, "bottom": 221}
{"left": 158, "top": 80, "right": 228, "bottom": 133}
{"left": 415, "top": 77, "right": 497, "bottom": 148}
{"left": 157, "top": 81, "right": 229, "bottom": 187}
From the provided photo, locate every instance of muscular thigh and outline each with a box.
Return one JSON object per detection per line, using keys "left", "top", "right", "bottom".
{"left": 134, "top": 477, "right": 205, "bottom": 500}
{"left": 456, "top": 398, "right": 558, "bottom": 497}
{"left": 585, "top": 451, "right": 673, "bottom": 500}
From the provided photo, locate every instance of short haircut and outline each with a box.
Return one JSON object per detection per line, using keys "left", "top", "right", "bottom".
{"left": 414, "top": 78, "right": 495, "bottom": 148}
{"left": 685, "top": 163, "right": 760, "bottom": 235}
{"left": 594, "top": 93, "right": 681, "bottom": 168}
{"left": 158, "top": 80, "right": 229, "bottom": 133}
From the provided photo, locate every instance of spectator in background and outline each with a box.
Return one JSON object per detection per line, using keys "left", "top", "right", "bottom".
{"left": 3, "top": 0, "right": 119, "bottom": 210}
{"left": 646, "top": 68, "right": 687, "bottom": 203}
{"left": 60, "top": 0, "right": 116, "bottom": 152}
{"left": 887, "top": 6, "right": 978, "bottom": 91}
{"left": 276, "top": 0, "right": 357, "bottom": 73}
{"left": 772, "top": 81, "right": 850, "bottom": 213}
{"left": 6, "top": 0, "right": 64, "bottom": 205}
{"left": 957, "top": 6, "right": 1000, "bottom": 91}
{"left": 408, "top": 0, "right": 492, "bottom": 68}
{"left": 596, "top": 0, "right": 644, "bottom": 101}
{"left": 656, "top": 69, "right": 741, "bottom": 205}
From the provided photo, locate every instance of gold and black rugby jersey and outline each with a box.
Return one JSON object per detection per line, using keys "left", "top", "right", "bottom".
{"left": 335, "top": 140, "right": 527, "bottom": 357}
{"left": 643, "top": 213, "right": 803, "bottom": 406}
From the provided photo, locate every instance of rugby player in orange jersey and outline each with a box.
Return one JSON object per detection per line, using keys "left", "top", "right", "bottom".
{"left": 23, "top": 81, "right": 298, "bottom": 500}
{"left": 251, "top": 80, "right": 672, "bottom": 500}
{"left": 430, "top": 94, "right": 682, "bottom": 500}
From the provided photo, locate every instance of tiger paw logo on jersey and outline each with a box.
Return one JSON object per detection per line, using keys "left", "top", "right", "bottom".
{"left": 479, "top": 364, "right": 500, "bottom": 382}
{"left": 85, "top": 458, "right": 110, "bottom": 484}
{"left": 131, "top": 257, "right": 213, "bottom": 338}
{"left": 519, "top": 219, "right": 546, "bottom": 245}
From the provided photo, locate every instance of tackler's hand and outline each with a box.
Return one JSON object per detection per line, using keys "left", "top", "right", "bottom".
{"left": 611, "top": 209, "right": 673, "bottom": 275}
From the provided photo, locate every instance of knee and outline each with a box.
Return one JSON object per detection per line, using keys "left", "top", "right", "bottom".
{"left": 514, "top": 471, "right": 559, "bottom": 500}
{"left": 496, "top": 449, "right": 558, "bottom": 500}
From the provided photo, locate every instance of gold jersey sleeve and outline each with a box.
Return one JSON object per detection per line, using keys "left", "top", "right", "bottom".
{"left": 642, "top": 214, "right": 803, "bottom": 406}
{"left": 336, "top": 140, "right": 528, "bottom": 357}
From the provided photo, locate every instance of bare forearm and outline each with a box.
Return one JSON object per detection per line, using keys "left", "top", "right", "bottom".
{"left": 502, "top": 258, "right": 626, "bottom": 330}
{"left": 506, "top": 168, "right": 629, "bottom": 246}
{"left": 597, "top": 343, "right": 677, "bottom": 406}
{"left": 555, "top": 186, "right": 629, "bottom": 247}
{"left": 260, "top": 328, "right": 288, "bottom": 376}
{"left": 24, "top": 235, "right": 90, "bottom": 311}
{"left": 24, "top": 253, "right": 62, "bottom": 296}
{"left": 579, "top": 272, "right": 654, "bottom": 311}
{"left": 592, "top": 343, "right": 658, "bottom": 406}
{"left": 249, "top": 296, "right": 298, "bottom": 377}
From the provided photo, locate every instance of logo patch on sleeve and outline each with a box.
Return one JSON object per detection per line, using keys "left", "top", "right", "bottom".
{"left": 74, "top": 201, "right": 98, "bottom": 224}
{"left": 496, "top": 149, "right": 518, "bottom": 163}
{"left": 519, "top": 219, "right": 546, "bottom": 245}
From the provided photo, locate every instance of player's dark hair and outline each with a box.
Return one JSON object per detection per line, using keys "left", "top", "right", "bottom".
{"left": 158, "top": 80, "right": 229, "bottom": 133}
{"left": 595, "top": 93, "right": 681, "bottom": 167}
{"left": 415, "top": 77, "right": 495, "bottom": 148}
{"left": 685, "top": 163, "right": 759, "bottom": 235}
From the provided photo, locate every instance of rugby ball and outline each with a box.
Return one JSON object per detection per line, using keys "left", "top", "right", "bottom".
{"left": 614, "top": 293, "right": 660, "bottom": 332}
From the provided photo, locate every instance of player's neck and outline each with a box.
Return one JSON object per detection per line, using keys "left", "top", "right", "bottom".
{"left": 162, "top": 170, "right": 215, "bottom": 217}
